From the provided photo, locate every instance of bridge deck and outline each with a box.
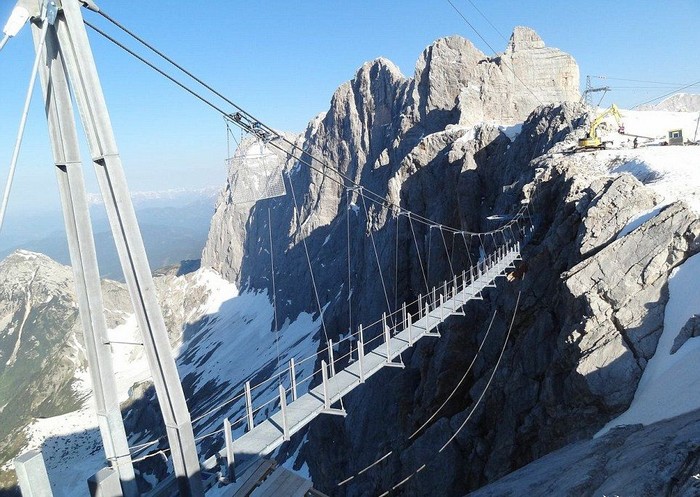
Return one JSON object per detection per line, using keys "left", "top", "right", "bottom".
{"left": 212, "top": 246, "right": 520, "bottom": 477}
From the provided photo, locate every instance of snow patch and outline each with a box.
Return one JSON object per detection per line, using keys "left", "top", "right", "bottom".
{"left": 616, "top": 206, "right": 663, "bottom": 239}
{"left": 598, "top": 253, "right": 700, "bottom": 435}
{"left": 498, "top": 123, "right": 523, "bottom": 141}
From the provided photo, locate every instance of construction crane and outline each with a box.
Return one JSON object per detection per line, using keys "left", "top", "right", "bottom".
{"left": 578, "top": 103, "right": 625, "bottom": 149}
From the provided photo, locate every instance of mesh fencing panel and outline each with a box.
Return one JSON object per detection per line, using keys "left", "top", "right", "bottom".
{"left": 227, "top": 141, "right": 286, "bottom": 204}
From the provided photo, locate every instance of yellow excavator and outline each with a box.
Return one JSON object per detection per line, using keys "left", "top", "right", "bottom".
{"left": 578, "top": 104, "right": 625, "bottom": 149}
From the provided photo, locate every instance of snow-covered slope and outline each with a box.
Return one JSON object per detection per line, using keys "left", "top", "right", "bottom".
{"left": 1, "top": 263, "right": 321, "bottom": 496}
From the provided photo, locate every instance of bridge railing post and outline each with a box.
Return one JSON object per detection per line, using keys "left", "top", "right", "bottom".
{"left": 328, "top": 339, "right": 336, "bottom": 377}
{"left": 88, "top": 467, "right": 121, "bottom": 497}
{"left": 279, "top": 385, "right": 290, "bottom": 441}
{"left": 440, "top": 294, "right": 445, "bottom": 321}
{"left": 245, "top": 381, "right": 254, "bottom": 431}
{"left": 321, "top": 360, "right": 330, "bottom": 410}
{"left": 418, "top": 294, "right": 423, "bottom": 319}
{"left": 223, "top": 418, "right": 235, "bottom": 482}
{"left": 290, "top": 358, "right": 297, "bottom": 402}
{"left": 408, "top": 314, "right": 413, "bottom": 346}
{"left": 358, "top": 324, "right": 365, "bottom": 383}
{"left": 383, "top": 312, "right": 391, "bottom": 361}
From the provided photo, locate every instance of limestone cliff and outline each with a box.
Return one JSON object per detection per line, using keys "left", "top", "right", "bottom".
{"left": 200, "top": 26, "right": 700, "bottom": 496}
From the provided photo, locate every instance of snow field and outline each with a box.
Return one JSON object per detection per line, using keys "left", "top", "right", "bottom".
{"left": 10, "top": 267, "right": 321, "bottom": 496}
{"left": 594, "top": 108, "right": 700, "bottom": 434}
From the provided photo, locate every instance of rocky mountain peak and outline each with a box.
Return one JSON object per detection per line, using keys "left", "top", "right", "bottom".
{"left": 203, "top": 28, "right": 580, "bottom": 284}
{"left": 506, "top": 25, "right": 546, "bottom": 52}
{"left": 0, "top": 250, "right": 75, "bottom": 300}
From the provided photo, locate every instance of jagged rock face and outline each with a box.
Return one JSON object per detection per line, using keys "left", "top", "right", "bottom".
{"left": 398, "top": 28, "right": 578, "bottom": 135}
{"left": 0, "top": 251, "right": 81, "bottom": 439}
{"left": 202, "top": 28, "right": 579, "bottom": 289}
{"left": 469, "top": 408, "right": 700, "bottom": 497}
{"left": 564, "top": 201, "right": 700, "bottom": 409}
{"left": 197, "top": 27, "right": 698, "bottom": 497}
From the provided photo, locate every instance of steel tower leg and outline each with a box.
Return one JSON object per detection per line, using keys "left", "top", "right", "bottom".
{"left": 39, "top": 1, "right": 204, "bottom": 495}
{"left": 30, "top": 11, "right": 138, "bottom": 497}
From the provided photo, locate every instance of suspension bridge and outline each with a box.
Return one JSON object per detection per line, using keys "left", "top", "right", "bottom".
{"left": 209, "top": 236, "right": 525, "bottom": 476}
{"left": 2, "top": 1, "right": 537, "bottom": 496}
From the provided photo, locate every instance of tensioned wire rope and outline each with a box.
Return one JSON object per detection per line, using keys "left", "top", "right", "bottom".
{"left": 127, "top": 218, "right": 521, "bottom": 462}
{"left": 337, "top": 309, "right": 498, "bottom": 487}
{"left": 338, "top": 290, "right": 521, "bottom": 494}
{"left": 79, "top": 6, "right": 535, "bottom": 460}
{"left": 82, "top": 11, "right": 515, "bottom": 237}
{"left": 0, "top": 5, "right": 50, "bottom": 234}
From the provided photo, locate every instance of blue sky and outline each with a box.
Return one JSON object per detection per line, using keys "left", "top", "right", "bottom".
{"left": 0, "top": 0, "right": 698, "bottom": 220}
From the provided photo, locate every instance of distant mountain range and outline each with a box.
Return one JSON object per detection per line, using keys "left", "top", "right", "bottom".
{"left": 637, "top": 92, "right": 700, "bottom": 112}
{"left": 0, "top": 188, "right": 218, "bottom": 280}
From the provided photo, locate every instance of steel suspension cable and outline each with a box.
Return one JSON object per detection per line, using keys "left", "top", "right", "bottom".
{"left": 439, "top": 227, "right": 455, "bottom": 277}
{"left": 632, "top": 80, "right": 700, "bottom": 109}
{"left": 377, "top": 290, "right": 521, "bottom": 496}
{"left": 287, "top": 171, "right": 330, "bottom": 344}
{"left": 409, "top": 309, "right": 497, "bottom": 439}
{"left": 360, "top": 190, "right": 394, "bottom": 325}
{"left": 438, "top": 290, "right": 520, "bottom": 451}
{"left": 394, "top": 213, "right": 400, "bottom": 312}
{"left": 427, "top": 227, "right": 433, "bottom": 286}
{"left": 346, "top": 189, "right": 353, "bottom": 335}
{"left": 339, "top": 289, "right": 520, "bottom": 492}
{"left": 83, "top": 12, "right": 475, "bottom": 236}
{"left": 408, "top": 215, "right": 430, "bottom": 293}
{"left": 268, "top": 206, "right": 281, "bottom": 385}
{"left": 0, "top": 11, "right": 49, "bottom": 234}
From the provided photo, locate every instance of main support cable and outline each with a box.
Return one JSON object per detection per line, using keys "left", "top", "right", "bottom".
{"left": 379, "top": 291, "right": 521, "bottom": 496}
{"left": 438, "top": 290, "right": 521, "bottom": 451}
{"left": 632, "top": 79, "right": 700, "bottom": 109}
{"left": 0, "top": 7, "right": 49, "bottom": 234}
{"left": 338, "top": 289, "right": 520, "bottom": 491}
{"left": 409, "top": 309, "right": 497, "bottom": 439}
{"left": 82, "top": 12, "right": 489, "bottom": 235}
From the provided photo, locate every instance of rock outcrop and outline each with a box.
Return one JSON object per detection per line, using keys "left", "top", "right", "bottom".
{"left": 199, "top": 25, "right": 700, "bottom": 497}
{"left": 469, "top": 408, "right": 700, "bottom": 497}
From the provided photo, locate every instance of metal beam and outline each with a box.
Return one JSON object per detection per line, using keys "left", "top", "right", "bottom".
{"left": 14, "top": 450, "right": 53, "bottom": 497}
{"left": 46, "top": 1, "right": 203, "bottom": 494}
{"left": 30, "top": 8, "right": 137, "bottom": 496}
